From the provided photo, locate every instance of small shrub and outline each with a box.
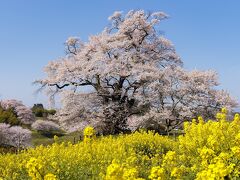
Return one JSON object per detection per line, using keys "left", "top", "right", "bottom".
{"left": 33, "top": 108, "right": 45, "bottom": 117}
{"left": 47, "top": 109, "right": 56, "bottom": 115}
{"left": 32, "top": 104, "right": 56, "bottom": 117}
{"left": 0, "top": 106, "right": 20, "bottom": 125}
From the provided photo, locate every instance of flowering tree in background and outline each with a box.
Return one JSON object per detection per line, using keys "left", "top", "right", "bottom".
{"left": 37, "top": 10, "right": 237, "bottom": 134}
{"left": 32, "top": 120, "right": 61, "bottom": 132}
{"left": 8, "top": 126, "right": 32, "bottom": 149}
{"left": 0, "top": 123, "right": 32, "bottom": 149}
{"left": 0, "top": 99, "right": 35, "bottom": 125}
{"left": 0, "top": 123, "right": 11, "bottom": 145}
{"left": 0, "top": 100, "right": 34, "bottom": 148}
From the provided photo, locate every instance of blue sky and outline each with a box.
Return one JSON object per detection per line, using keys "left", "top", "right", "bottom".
{"left": 0, "top": 0, "right": 240, "bottom": 107}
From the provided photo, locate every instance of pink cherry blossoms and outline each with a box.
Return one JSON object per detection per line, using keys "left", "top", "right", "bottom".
{"left": 37, "top": 10, "right": 237, "bottom": 134}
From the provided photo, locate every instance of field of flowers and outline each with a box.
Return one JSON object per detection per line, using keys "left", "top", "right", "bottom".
{"left": 0, "top": 109, "right": 240, "bottom": 180}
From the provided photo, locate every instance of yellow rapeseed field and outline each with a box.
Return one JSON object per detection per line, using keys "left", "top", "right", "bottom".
{"left": 0, "top": 108, "right": 240, "bottom": 180}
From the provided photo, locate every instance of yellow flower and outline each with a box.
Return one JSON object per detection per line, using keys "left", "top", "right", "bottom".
{"left": 105, "top": 160, "right": 123, "bottom": 180}
{"left": 149, "top": 166, "right": 165, "bottom": 180}
{"left": 192, "top": 119, "right": 197, "bottom": 124}
{"left": 83, "top": 126, "right": 96, "bottom": 142}
{"left": 26, "top": 157, "right": 45, "bottom": 179}
{"left": 44, "top": 173, "right": 57, "bottom": 180}
{"left": 198, "top": 116, "right": 204, "bottom": 124}
{"left": 53, "top": 135, "right": 59, "bottom": 143}
{"left": 221, "top": 107, "right": 227, "bottom": 114}
{"left": 198, "top": 146, "right": 215, "bottom": 160}
{"left": 231, "top": 146, "right": 240, "bottom": 158}
{"left": 123, "top": 167, "right": 138, "bottom": 179}
{"left": 233, "top": 113, "right": 240, "bottom": 122}
{"left": 235, "top": 133, "right": 240, "bottom": 144}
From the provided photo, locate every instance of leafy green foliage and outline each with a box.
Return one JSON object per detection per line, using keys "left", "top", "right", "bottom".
{"left": 0, "top": 106, "right": 20, "bottom": 125}
{"left": 31, "top": 104, "right": 56, "bottom": 117}
{"left": 47, "top": 109, "right": 56, "bottom": 115}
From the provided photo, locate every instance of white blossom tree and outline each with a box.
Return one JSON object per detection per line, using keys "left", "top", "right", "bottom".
{"left": 32, "top": 120, "right": 61, "bottom": 132}
{"left": 0, "top": 99, "right": 35, "bottom": 125}
{"left": 37, "top": 10, "right": 237, "bottom": 134}
{"left": 8, "top": 126, "right": 32, "bottom": 149}
{"left": 0, "top": 100, "right": 33, "bottom": 148}
{"left": 0, "top": 123, "right": 11, "bottom": 145}
{"left": 0, "top": 123, "right": 32, "bottom": 149}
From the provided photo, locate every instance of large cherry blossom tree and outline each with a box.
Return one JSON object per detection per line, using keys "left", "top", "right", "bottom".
{"left": 37, "top": 10, "right": 237, "bottom": 134}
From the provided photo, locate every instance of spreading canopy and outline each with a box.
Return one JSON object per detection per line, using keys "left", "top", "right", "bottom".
{"left": 37, "top": 10, "right": 237, "bottom": 134}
